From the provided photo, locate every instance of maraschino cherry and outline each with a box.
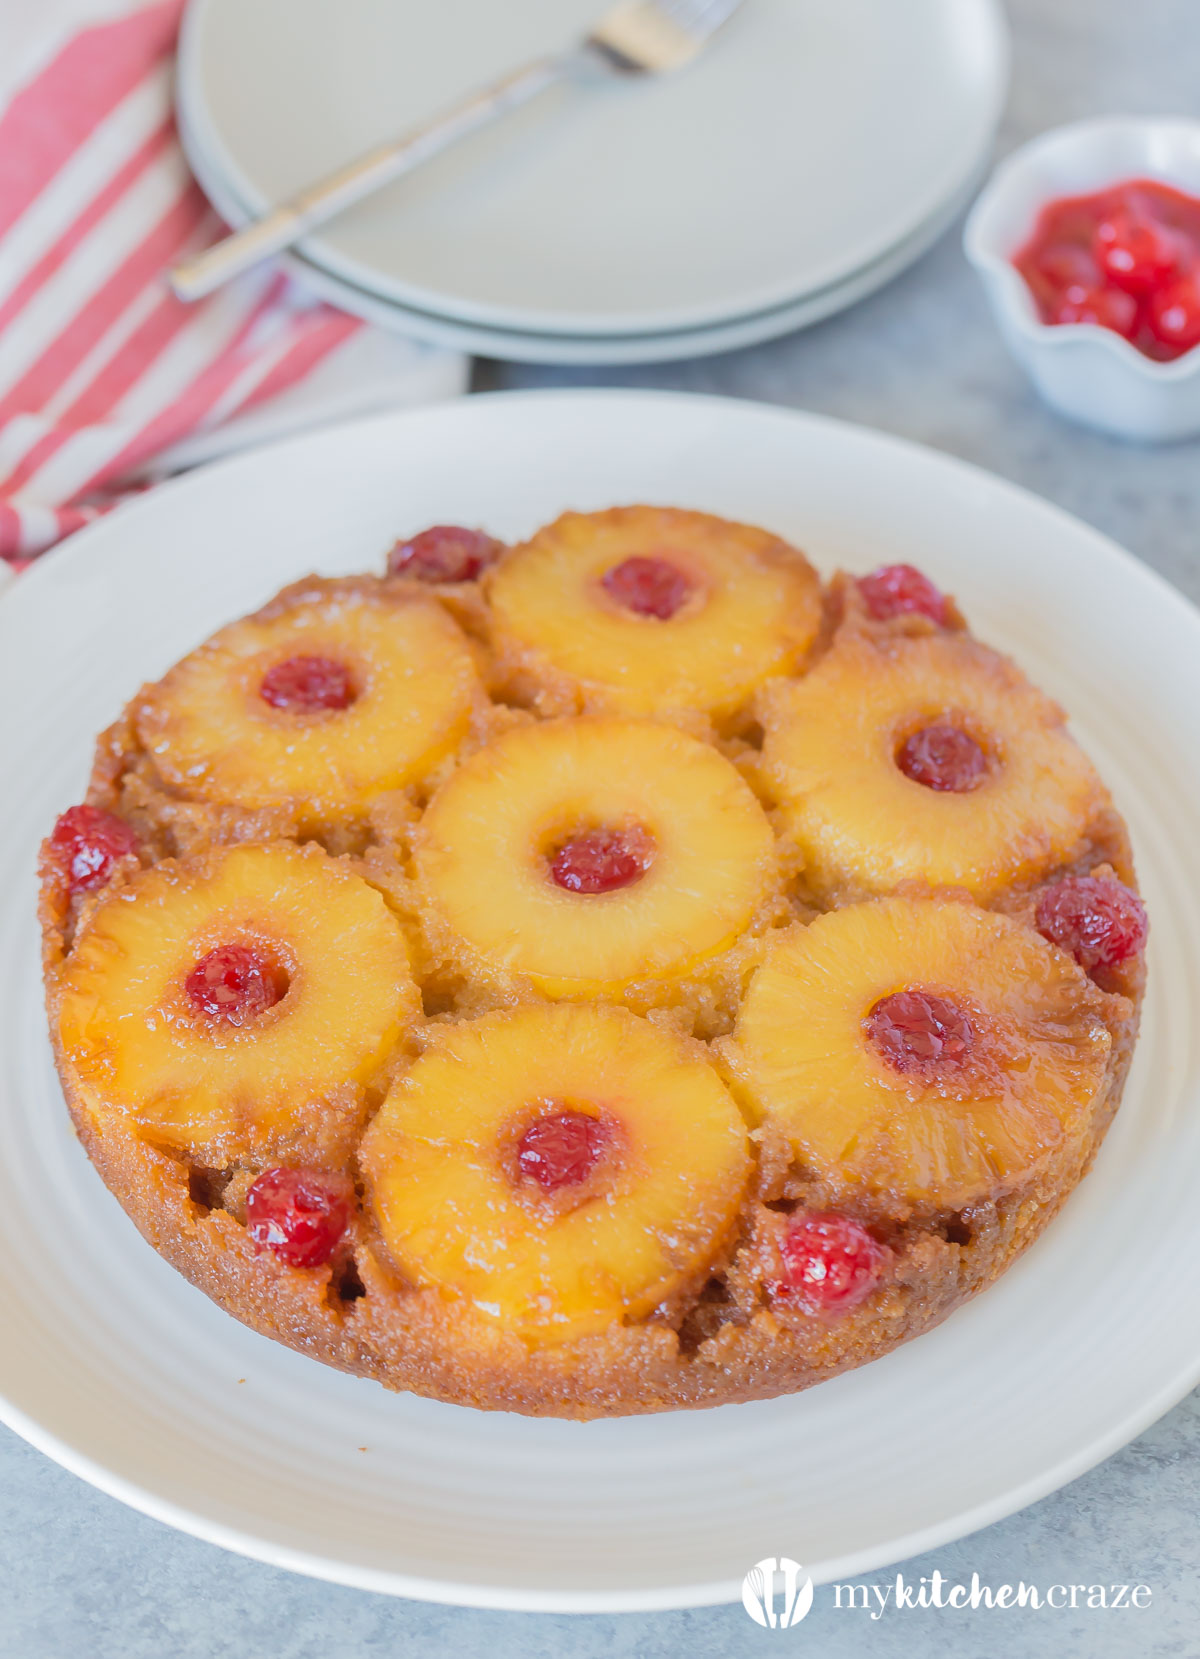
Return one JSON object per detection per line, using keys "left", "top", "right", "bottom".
{"left": 896, "top": 724, "right": 987, "bottom": 792}
{"left": 551, "top": 827, "right": 654, "bottom": 894}
{"left": 185, "top": 944, "right": 286, "bottom": 1025}
{"left": 775, "top": 1212, "right": 885, "bottom": 1312}
{"left": 866, "top": 990, "right": 974, "bottom": 1075}
{"left": 602, "top": 556, "right": 693, "bottom": 620}
{"left": 245, "top": 1167, "right": 352, "bottom": 1268}
{"left": 388, "top": 526, "right": 502, "bottom": 583}
{"left": 47, "top": 805, "right": 139, "bottom": 895}
{"left": 259, "top": 655, "right": 355, "bottom": 712}
{"left": 858, "top": 564, "right": 949, "bottom": 626}
{"left": 517, "top": 1112, "right": 608, "bottom": 1192}
{"left": 1035, "top": 874, "right": 1148, "bottom": 972}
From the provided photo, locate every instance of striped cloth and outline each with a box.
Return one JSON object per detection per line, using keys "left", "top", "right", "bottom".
{"left": 0, "top": 0, "right": 463, "bottom": 571}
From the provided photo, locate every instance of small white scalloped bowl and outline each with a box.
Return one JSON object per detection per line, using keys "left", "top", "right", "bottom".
{"left": 965, "top": 117, "right": 1200, "bottom": 441}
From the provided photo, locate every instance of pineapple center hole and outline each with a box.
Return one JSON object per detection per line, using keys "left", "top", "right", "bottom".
{"left": 895, "top": 723, "right": 988, "bottom": 792}
{"left": 865, "top": 990, "right": 975, "bottom": 1076}
{"left": 513, "top": 1108, "right": 610, "bottom": 1194}
{"left": 549, "top": 823, "right": 656, "bottom": 895}
{"left": 259, "top": 654, "right": 358, "bottom": 713}
{"left": 185, "top": 944, "right": 289, "bottom": 1026}
{"left": 601, "top": 555, "right": 694, "bottom": 620}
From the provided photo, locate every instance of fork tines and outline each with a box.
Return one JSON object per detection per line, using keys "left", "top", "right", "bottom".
{"left": 588, "top": 0, "right": 743, "bottom": 74}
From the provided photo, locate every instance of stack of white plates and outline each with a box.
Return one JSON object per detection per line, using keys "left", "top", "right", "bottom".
{"left": 177, "top": 0, "right": 1009, "bottom": 365}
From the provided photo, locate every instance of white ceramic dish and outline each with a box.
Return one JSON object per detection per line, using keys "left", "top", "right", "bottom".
{"left": 965, "top": 117, "right": 1200, "bottom": 441}
{"left": 2, "top": 392, "right": 1199, "bottom": 1613}
{"left": 180, "top": 89, "right": 982, "bottom": 364}
{"left": 177, "top": 0, "right": 1008, "bottom": 336}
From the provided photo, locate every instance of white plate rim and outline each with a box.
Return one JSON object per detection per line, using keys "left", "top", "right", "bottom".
{"left": 2, "top": 389, "right": 1199, "bottom": 1612}
{"left": 175, "top": 0, "right": 1010, "bottom": 337}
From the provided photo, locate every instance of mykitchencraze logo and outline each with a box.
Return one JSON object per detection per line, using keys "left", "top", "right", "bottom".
{"left": 742, "top": 1564, "right": 1152, "bottom": 1627}
{"left": 833, "top": 1571, "right": 1154, "bottom": 1618}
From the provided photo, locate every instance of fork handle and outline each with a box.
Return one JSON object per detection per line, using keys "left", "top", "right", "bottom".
{"left": 171, "top": 52, "right": 575, "bottom": 302}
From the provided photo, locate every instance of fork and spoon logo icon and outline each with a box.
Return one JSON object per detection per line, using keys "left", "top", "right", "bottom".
{"left": 742, "top": 1557, "right": 815, "bottom": 1628}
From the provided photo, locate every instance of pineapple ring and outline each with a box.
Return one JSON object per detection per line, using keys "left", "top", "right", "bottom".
{"left": 361, "top": 1003, "right": 751, "bottom": 1345}
{"left": 57, "top": 842, "right": 418, "bottom": 1152}
{"left": 412, "top": 717, "right": 778, "bottom": 999}
{"left": 135, "top": 582, "right": 480, "bottom": 827}
{"left": 759, "top": 631, "right": 1105, "bottom": 900}
{"left": 734, "top": 896, "right": 1112, "bottom": 1213}
{"left": 487, "top": 506, "right": 822, "bottom": 719}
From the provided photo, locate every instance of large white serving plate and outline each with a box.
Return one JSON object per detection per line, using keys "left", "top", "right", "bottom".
{"left": 176, "top": 0, "right": 1008, "bottom": 335}
{"left": 1, "top": 392, "right": 1197, "bottom": 1613}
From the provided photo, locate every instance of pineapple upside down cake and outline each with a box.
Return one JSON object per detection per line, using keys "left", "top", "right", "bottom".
{"left": 40, "top": 508, "right": 1146, "bottom": 1418}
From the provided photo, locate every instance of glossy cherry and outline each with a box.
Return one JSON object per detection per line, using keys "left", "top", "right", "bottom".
{"left": 259, "top": 655, "right": 356, "bottom": 713}
{"left": 896, "top": 724, "right": 987, "bottom": 792}
{"left": 550, "top": 827, "right": 654, "bottom": 894}
{"left": 185, "top": 944, "right": 286, "bottom": 1025}
{"left": 1146, "top": 275, "right": 1200, "bottom": 354}
{"left": 776, "top": 1212, "right": 885, "bottom": 1312}
{"left": 387, "top": 525, "right": 502, "bottom": 583}
{"left": 245, "top": 1167, "right": 352, "bottom": 1268}
{"left": 1093, "top": 207, "right": 1179, "bottom": 296}
{"left": 1049, "top": 285, "right": 1139, "bottom": 336}
{"left": 47, "top": 805, "right": 139, "bottom": 894}
{"left": 1014, "top": 178, "right": 1200, "bottom": 361}
{"left": 601, "top": 555, "right": 693, "bottom": 620}
{"left": 516, "top": 1111, "right": 608, "bottom": 1193}
{"left": 1035, "top": 874, "right": 1148, "bottom": 972}
{"left": 865, "top": 990, "right": 974, "bottom": 1075}
{"left": 857, "top": 563, "right": 949, "bottom": 625}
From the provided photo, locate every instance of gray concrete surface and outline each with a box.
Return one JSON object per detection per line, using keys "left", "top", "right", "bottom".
{"left": 5, "top": 1, "right": 1200, "bottom": 1654}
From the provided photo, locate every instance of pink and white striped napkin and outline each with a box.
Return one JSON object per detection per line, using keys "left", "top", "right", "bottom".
{"left": 0, "top": 0, "right": 465, "bottom": 574}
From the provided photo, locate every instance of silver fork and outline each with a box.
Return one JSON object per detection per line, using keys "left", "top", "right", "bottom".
{"left": 171, "top": 0, "right": 744, "bottom": 302}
